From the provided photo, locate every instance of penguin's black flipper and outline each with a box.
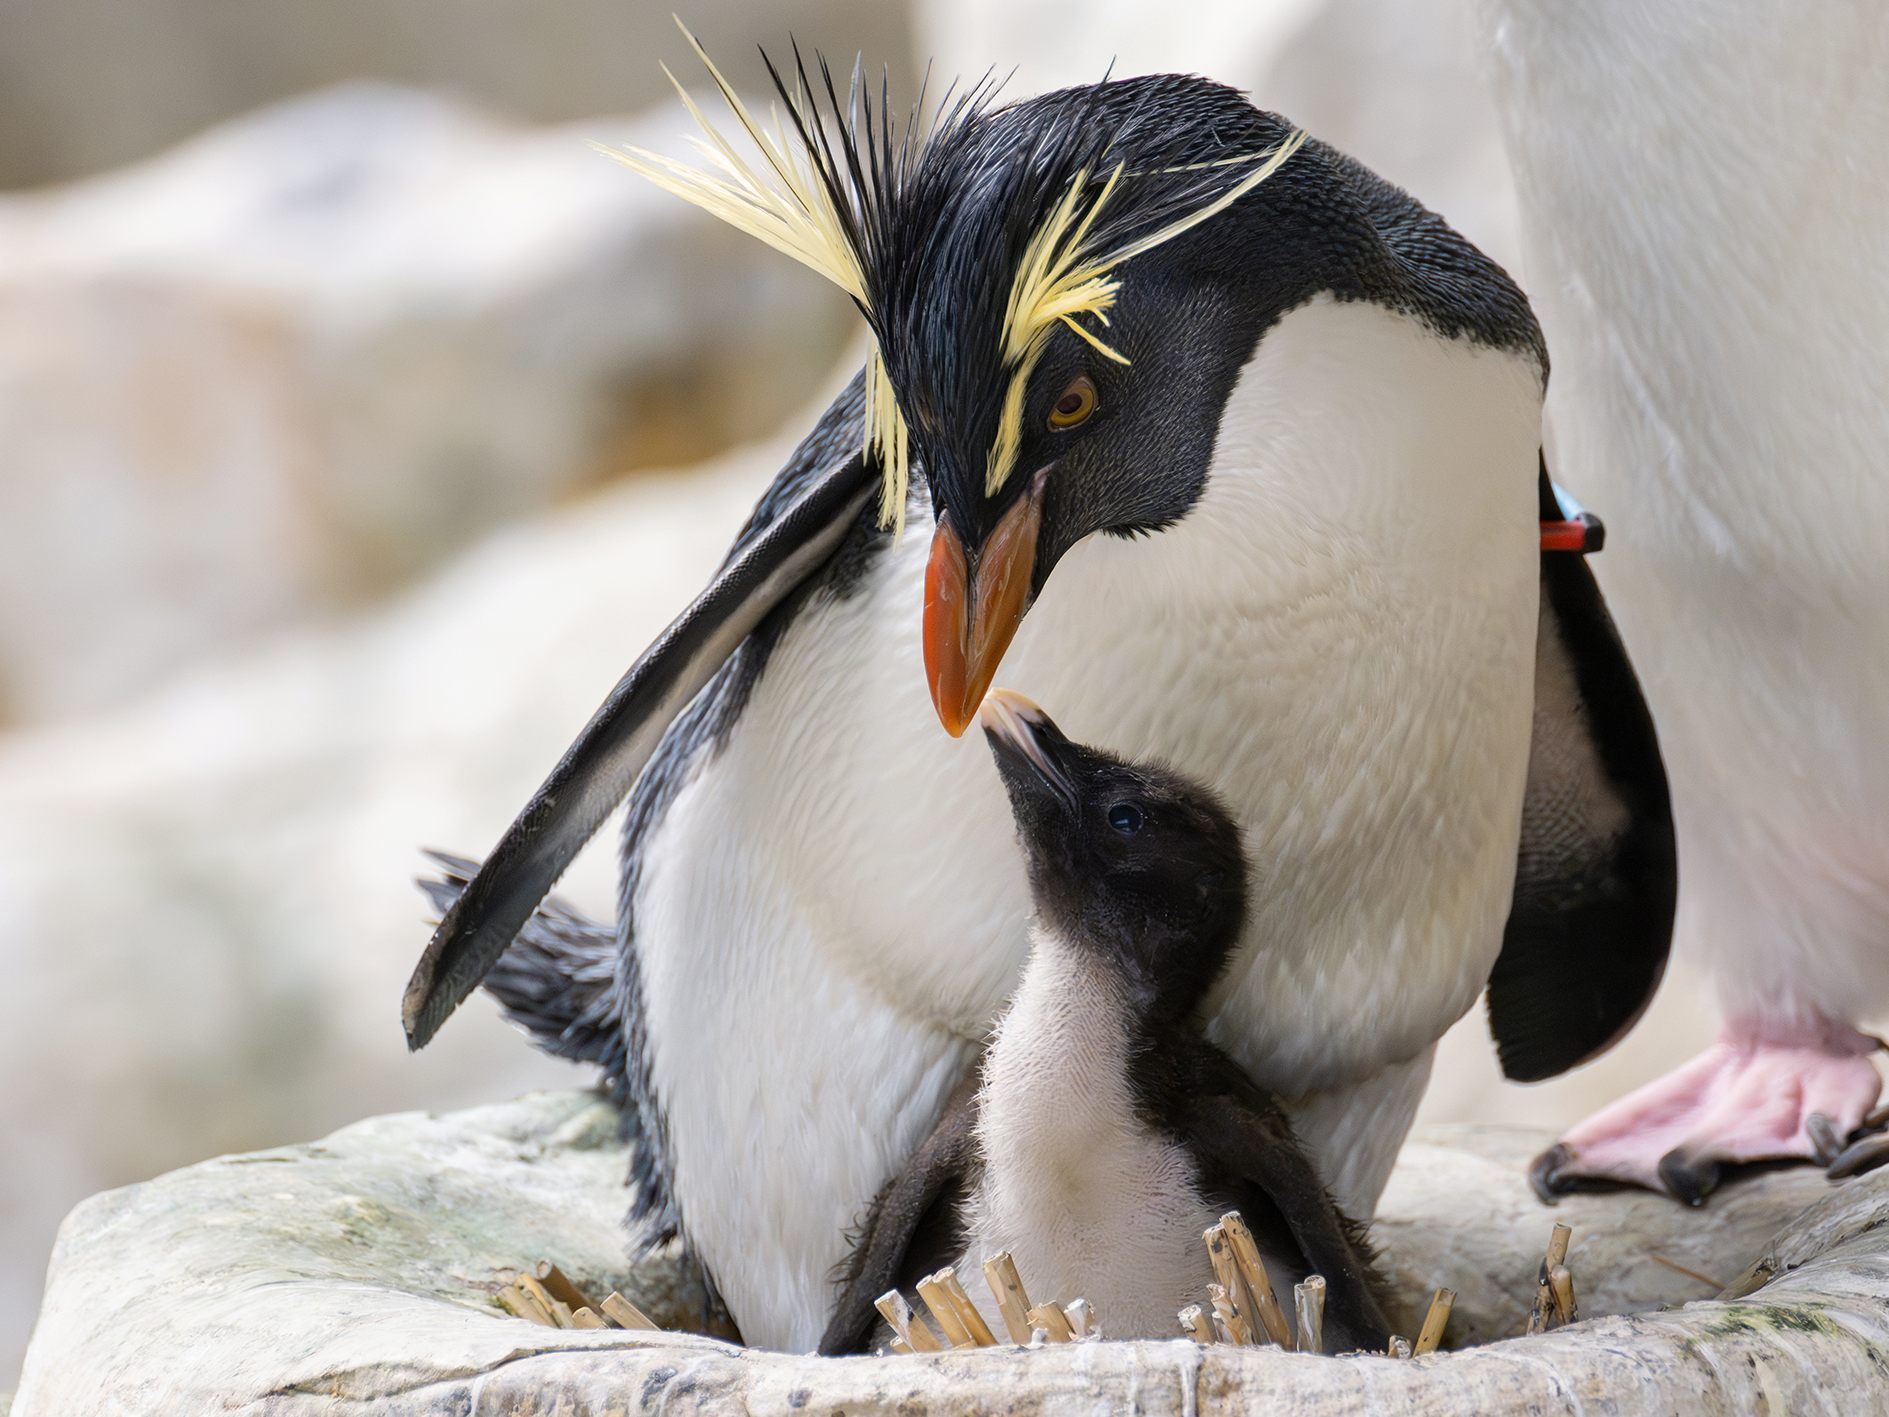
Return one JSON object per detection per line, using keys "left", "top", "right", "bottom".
{"left": 820, "top": 1075, "right": 981, "bottom": 1356}
{"left": 402, "top": 380, "right": 876, "bottom": 1050}
{"left": 1180, "top": 1068, "right": 1392, "bottom": 1352}
{"left": 1489, "top": 463, "right": 1677, "bottom": 1082}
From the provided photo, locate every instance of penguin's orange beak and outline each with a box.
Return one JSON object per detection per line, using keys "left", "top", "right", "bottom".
{"left": 923, "top": 473, "right": 1045, "bottom": 737}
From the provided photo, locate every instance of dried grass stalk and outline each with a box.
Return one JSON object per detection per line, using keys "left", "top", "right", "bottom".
{"left": 1413, "top": 1287, "right": 1455, "bottom": 1355}
{"left": 536, "top": 1263, "right": 596, "bottom": 1315}
{"left": 1027, "top": 1302, "right": 1075, "bottom": 1343}
{"left": 917, "top": 1269, "right": 979, "bottom": 1348}
{"left": 1206, "top": 1282, "right": 1248, "bottom": 1346}
{"left": 875, "top": 1290, "right": 942, "bottom": 1353}
{"left": 599, "top": 1292, "right": 659, "bottom": 1331}
{"left": 982, "top": 1252, "right": 1035, "bottom": 1344}
{"left": 1220, "top": 1212, "right": 1292, "bottom": 1347}
{"left": 1527, "top": 1224, "right": 1574, "bottom": 1336}
{"left": 496, "top": 1283, "right": 554, "bottom": 1326}
{"left": 1064, "top": 1297, "right": 1094, "bottom": 1339}
{"left": 1549, "top": 1265, "right": 1576, "bottom": 1327}
{"left": 1203, "top": 1229, "right": 1256, "bottom": 1344}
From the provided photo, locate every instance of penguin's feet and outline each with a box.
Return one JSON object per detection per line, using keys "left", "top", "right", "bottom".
{"left": 1530, "top": 1015, "right": 1886, "bottom": 1206}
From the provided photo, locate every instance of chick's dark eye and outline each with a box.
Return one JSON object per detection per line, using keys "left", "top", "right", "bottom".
{"left": 1107, "top": 802, "right": 1143, "bottom": 835}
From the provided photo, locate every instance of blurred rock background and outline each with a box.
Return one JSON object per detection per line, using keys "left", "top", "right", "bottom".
{"left": 0, "top": 0, "right": 1720, "bottom": 1387}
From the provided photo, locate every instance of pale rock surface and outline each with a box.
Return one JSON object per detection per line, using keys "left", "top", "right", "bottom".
{"left": 16, "top": 1093, "right": 1889, "bottom": 1414}
{"left": 0, "top": 83, "right": 851, "bottom": 722}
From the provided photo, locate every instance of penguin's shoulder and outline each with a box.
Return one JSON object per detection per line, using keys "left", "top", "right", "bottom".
{"left": 1308, "top": 140, "right": 1546, "bottom": 372}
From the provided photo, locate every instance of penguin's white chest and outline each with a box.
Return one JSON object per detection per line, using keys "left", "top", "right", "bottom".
{"left": 963, "top": 940, "right": 1217, "bottom": 1340}
{"left": 634, "top": 297, "right": 1542, "bottom": 1349}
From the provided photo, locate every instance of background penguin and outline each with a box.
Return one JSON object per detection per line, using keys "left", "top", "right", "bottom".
{"left": 404, "top": 37, "right": 1673, "bottom": 1348}
{"left": 822, "top": 690, "right": 1389, "bottom": 1353}
{"left": 1474, "top": 0, "right": 1889, "bottom": 1201}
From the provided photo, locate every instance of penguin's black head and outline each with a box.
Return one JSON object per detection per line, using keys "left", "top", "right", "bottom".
{"left": 980, "top": 689, "right": 1248, "bottom": 1020}
{"left": 880, "top": 78, "right": 1322, "bottom": 737}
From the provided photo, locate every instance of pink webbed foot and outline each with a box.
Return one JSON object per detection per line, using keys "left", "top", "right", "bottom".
{"left": 1531, "top": 1015, "right": 1886, "bottom": 1205}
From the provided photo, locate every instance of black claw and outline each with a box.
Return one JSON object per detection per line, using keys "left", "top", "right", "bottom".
{"left": 1806, "top": 1112, "right": 1843, "bottom": 1167}
{"left": 1827, "top": 1131, "right": 1889, "bottom": 1180}
{"left": 1658, "top": 1148, "right": 1722, "bottom": 1206}
{"left": 1529, "top": 1143, "right": 1576, "bottom": 1204}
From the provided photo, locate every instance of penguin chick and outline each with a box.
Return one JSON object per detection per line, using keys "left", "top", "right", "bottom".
{"left": 822, "top": 690, "right": 1390, "bottom": 1353}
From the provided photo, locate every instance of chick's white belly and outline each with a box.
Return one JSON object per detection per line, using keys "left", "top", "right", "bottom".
{"left": 962, "top": 940, "right": 1260, "bottom": 1342}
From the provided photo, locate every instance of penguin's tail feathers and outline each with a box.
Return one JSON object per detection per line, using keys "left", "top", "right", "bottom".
{"left": 416, "top": 850, "right": 629, "bottom": 1096}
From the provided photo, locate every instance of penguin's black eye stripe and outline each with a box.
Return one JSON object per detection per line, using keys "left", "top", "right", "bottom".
{"left": 1108, "top": 802, "right": 1144, "bottom": 835}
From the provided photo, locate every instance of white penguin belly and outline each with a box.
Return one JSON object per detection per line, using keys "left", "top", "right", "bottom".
{"left": 636, "top": 297, "right": 1542, "bottom": 1349}
{"left": 961, "top": 940, "right": 1219, "bottom": 1340}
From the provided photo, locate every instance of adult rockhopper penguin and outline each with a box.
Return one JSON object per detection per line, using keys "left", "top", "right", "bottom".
{"left": 404, "top": 32, "right": 1675, "bottom": 1349}
{"left": 822, "top": 690, "right": 1390, "bottom": 1353}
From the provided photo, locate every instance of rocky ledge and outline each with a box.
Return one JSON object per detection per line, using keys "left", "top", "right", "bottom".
{"left": 14, "top": 1092, "right": 1889, "bottom": 1414}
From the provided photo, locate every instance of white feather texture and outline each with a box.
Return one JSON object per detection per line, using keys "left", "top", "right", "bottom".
{"left": 636, "top": 297, "right": 1542, "bottom": 1350}
{"left": 1473, "top": 0, "right": 1889, "bottom": 1028}
{"left": 962, "top": 930, "right": 1222, "bottom": 1340}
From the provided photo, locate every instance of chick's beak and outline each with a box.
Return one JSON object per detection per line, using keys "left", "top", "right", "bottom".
{"left": 978, "top": 687, "right": 1078, "bottom": 807}
{"left": 923, "top": 473, "right": 1045, "bottom": 736}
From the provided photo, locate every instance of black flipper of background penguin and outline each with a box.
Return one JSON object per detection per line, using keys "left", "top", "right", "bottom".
{"left": 1489, "top": 460, "right": 1678, "bottom": 1082}
{"left": 401, "top": 378, "right": 875, "bottom": 1050}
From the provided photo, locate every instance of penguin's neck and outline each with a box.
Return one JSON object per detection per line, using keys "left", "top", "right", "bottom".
{"left": 978, "top": 927, "right": 1149, "bottom": 1160}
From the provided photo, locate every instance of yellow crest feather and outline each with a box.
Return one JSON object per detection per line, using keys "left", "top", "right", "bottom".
{"left": 600, "top": 21, "right": 1306, "bottom": 532}
{"left": 593, "top": 19, "right": 915, "bottom": 532}
{"left": 984, "top": 130, "right": 1307, "bottom": 496}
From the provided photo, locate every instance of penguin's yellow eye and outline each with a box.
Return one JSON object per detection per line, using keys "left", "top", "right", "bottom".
{"left": 1047, "top": 375, "right": 1097, "bottom": 430}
